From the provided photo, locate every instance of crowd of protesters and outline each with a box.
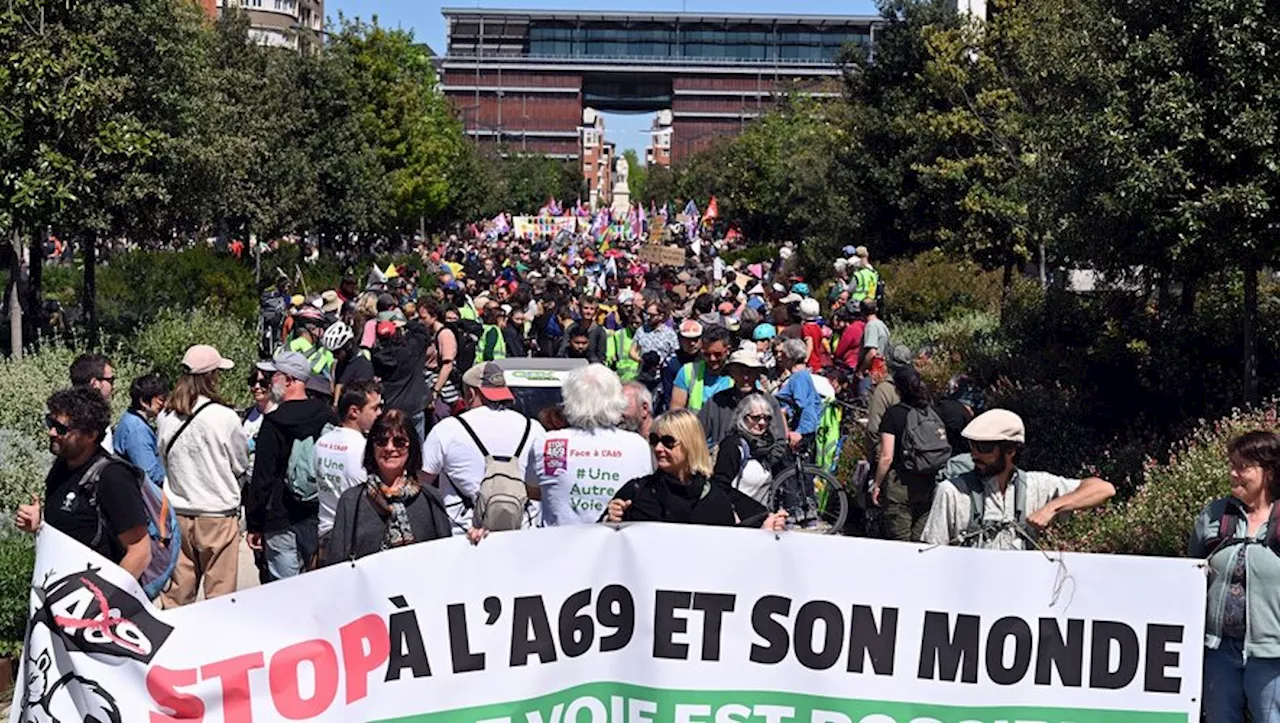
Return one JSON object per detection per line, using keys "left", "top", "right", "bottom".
{"left": 15, "top": 209, "right": 1278, "bottom": 719}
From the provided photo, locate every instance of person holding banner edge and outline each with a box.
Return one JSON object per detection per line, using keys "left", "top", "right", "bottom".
{"left": 603, "top": 409, "right": 787, "bottom": 531}
{"left": 1189, "top": 430, "right": 1280, "bottom": 723}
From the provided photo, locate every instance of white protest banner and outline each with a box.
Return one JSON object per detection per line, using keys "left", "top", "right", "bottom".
{"left": 13, "top": 524, "right": 1203, "bottom": 723}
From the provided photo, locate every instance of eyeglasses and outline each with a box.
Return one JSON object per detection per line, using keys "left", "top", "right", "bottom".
{"left": 648, "top": 433, "right": 680, "bottom": 450}
{"left": 969, "top": 440, "right": 999, "bottom": 455}
{"left": 745, "top": 413, "right": 771, "bottom": 424}
{"left": 45, "top": 415, "right": 71, "bottom": 436}
{"left": 374, "top": 435, "right": 410, "bottom": 450}
{"left": 96, "top": 375, "right": 115, "bottom": 385}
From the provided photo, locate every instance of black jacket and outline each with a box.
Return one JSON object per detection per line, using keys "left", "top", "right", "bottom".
{"left": 613, "top": 471, "right": 768, "bottom": 527}
{"left": 246, "top": 397, "right": 332, "bottom": 534}
{"left": 323, "top": 482, "right": 452, "bottom": 564}
{"left": 372, "top": 320, "right": 430, "bottom": 415}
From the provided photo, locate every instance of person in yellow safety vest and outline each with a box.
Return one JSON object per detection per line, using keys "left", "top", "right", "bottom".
{"left": 606, "top": 306, "right": 643, "bottom": 382}
{"left": 287, "top": 306, "right": 335, "bottom": 377}
{"left": 669, "top": 325, "right": 735, "bottom": 412}
{"left": 850, "top": 247, "right": 880, "bottom": 303}
{"left": 479, "top": 304, "right": 507, "bottom": 361}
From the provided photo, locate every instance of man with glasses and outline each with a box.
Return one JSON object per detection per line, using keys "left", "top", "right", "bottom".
{"left": 245, "top": 351, "right": 332, "bottom": 580}
{"left": 920, "top": 409, "right": 1116, "bottom": 550}
{"left": 16, "top": 388, "right": 151, "bottom": 577}
{"left": 670, "top": 324, "right": 734, "bottom": 413}
{"left": 70, "top": 352, "right": 115, "bottom": 450}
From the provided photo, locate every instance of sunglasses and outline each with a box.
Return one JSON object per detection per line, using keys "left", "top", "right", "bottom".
{"left": 969, "top": 440, "right": 999, "bottom": 455}
{"left": 45, "top": 414, "right": 71, "bottom": 436}
{"left": 374, "top": 435, "right": 411, "bottom": 450}
{"left": 745, "top": 413, "right": 771, "bottom": 423}
{"left": 96, "top": 375, "right": 115, "bottom": 384}
{"left": 648, "top": 433, "right": 680, "bottom": 450}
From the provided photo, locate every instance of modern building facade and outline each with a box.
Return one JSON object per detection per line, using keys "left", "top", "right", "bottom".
{"left": 440, "top": 8, "right": 878, "bottom": 164}
{"left": 210, "top": 0, "right": 324, "bottom": 49}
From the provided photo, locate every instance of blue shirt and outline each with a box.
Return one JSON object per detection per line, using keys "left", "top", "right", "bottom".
{"left": 673, "top": 362, "right": 733, "bottom": 408}
{"left": 114, "top": 410, "right": 166, "bottom": 486}
{"left": 777, "top": 369, "right": 823, "bottom": 435}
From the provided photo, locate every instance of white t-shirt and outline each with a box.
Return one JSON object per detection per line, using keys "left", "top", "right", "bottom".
{"left": 534, "top": 428, "right": 653, "bottom": 526}
{"left": 314, "top": 426, "right": 368, "bottom": 537}
{"left": 423, "top": 407, "right": 545, "bottom": 533}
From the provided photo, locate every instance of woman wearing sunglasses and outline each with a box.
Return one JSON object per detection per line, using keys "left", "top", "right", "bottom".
{"left": 710, "top": 394, "right": 789, "bottom": 507}
{"left": 604, "top": 409, "right": 787, "bottom": 531}
{"left": 241, "top": 368, "right": 276, "bottom": 475}
{"left": 324, "top": 409, "right": 451, "bottom": 564}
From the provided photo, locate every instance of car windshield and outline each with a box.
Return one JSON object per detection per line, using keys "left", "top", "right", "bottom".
{"left": 511, "top": 386, "right": 563, "bottom": 421}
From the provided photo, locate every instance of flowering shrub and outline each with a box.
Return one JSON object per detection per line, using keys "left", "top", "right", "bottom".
{"left": 1050, "top": 401, "right": 1280, "bottom": 556}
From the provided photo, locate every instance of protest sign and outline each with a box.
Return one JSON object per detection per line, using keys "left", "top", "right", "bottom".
{"left": 638, "top": 244, "right": 686, "bottom": 267}
{"left": 649, "top": 217, "right": 666, "bottom": 243}
{"left": 513, "top": 216, "right": 578, "bottom": 239}
{"left": 12, "top": 525, "right": 1203, "bottom": 723}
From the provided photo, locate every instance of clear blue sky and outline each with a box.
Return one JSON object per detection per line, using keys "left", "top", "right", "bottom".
{"left": 328, "top": 0, "right": 879, "bottom": 159}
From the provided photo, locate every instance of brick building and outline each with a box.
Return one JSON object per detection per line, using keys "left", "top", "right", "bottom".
{"left": 440, "top": 8, "right": 878, "bottom": 165}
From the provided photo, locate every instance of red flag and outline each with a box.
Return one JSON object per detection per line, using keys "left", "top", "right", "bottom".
{"left": 703, "top": 196, "right": 719, "bottom": 222}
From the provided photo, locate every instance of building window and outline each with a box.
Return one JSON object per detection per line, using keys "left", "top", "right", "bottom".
{"left": 582, "top": 129, "right": 597, "bottom": 146}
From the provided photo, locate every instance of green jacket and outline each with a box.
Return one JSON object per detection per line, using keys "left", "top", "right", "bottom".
{"left": 1189, "top": 497, "right": 1280, "bottom": 658}
{"left": 851, "top": 267, "right": 879, "bottom": 302}
{"left": 606, "top": 328, "right": 639, "bottom": 381}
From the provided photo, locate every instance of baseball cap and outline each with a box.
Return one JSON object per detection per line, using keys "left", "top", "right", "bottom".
{"left": 962, "top": 409, "right": 1025, "bottom": 444}
{"left": 678, "top": 319, "right": 704, "bottom": 339}
{"left": 376, "top": 320, "right": 399, "bottom": 338}
{"left": 181, "top": 345, "right": 235, "bottom": 375}
{"left": 255, "top": 351, "right": 311, "bottom": 382}
{"left": 886, "top": 344, "right": 914, "bottom": 371}
{"left": 305, "top": 373, "right": 333, "bottom": 397}
{"left": 725, "top": 348, "right": 764, "bottom": 370}
{"left": 780, "top": 293, "right": 802, "bottom": 305}
{"left": 462, "top": 362, "right": 513, "bottom": 402}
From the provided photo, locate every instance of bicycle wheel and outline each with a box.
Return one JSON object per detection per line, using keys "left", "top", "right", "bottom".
{"left": 768, "top": 463, "right": 850, "bottom": 534}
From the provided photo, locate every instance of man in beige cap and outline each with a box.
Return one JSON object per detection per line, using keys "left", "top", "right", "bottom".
{"left": 920, "top": 409, "right": 1115, "bottom": 550}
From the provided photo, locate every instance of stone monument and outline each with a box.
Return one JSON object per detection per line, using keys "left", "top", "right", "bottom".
{"left": 610, "top": 155, "right": 631, "bottom": 218}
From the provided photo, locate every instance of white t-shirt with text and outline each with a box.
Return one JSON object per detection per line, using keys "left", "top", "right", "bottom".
{"left": 314, "top": 426, "right": 368, "bottom": 537}
{"left": 423, "top": 407, "right": 545, "bottom": 533}
{"left": 534, "top": 427, "right": 654, "bottom": 526}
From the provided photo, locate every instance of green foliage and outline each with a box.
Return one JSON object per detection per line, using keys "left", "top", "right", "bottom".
{"left": 0, "top": 343, "right": 146, "bottom": 509}
{"left": 720, "top": 245, "right": 779, "bottom": 267}
{"left": 1051, "top": 403, "right": 1280, "bottom": 556}
{"left": 622, "top": 150, "right": 647, "bottom": 204}
{"left": 878, "top": 249, "right": 1008, "bottom": 325}
{"left": 99, "top": 247, "right": 257, "bottom": 335}
{"left": 0, "top": 530, "right": 33, "bottom": 657}
{"left": 131, "top": 308, "right": 257, "bottom": 409}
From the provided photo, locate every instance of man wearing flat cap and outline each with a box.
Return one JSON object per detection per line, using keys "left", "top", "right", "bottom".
{"left": 920, "top": 409, "right": 1116, "bottom": 550}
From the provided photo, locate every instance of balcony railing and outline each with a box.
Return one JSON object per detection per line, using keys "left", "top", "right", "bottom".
{"left": 442, "top": 51, "right": 846, "bottom": 68}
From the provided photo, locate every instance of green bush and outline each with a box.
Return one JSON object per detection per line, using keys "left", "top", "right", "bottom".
{"left": 879, "top": 249, "right": 1022, "bottom": 325}
{"left": 0, "top": 530, "right": 34, "bottom": 657}
{"left": 721, "top": 244, "right": 779, "bottom": 267}
{"left": 0, "top": 344, "right": 148, "bottom": 510}
{"left": 130, "top": 308, "right": 257, "bottom": 409}
{"left": 1050, "top": 402, "right": 1280, "bottom": 556}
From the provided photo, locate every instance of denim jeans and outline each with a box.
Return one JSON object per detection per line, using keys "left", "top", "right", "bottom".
{"left": 265, "top": 518, "right": 318, "bottom": 581}
{"left": 1204, "top": 640, "right": 1280, "bottom": 723}
{"left": 410, "top": 410, "right": 427, "bottom": 448}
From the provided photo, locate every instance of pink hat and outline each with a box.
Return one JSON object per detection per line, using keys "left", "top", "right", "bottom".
{"left": 181, "top": 345, "right": 235, "bottom": 375}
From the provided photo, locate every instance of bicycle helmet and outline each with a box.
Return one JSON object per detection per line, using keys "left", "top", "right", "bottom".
{"left": 752, "top": 323, "right": 777, "bottom": 341}
{"left": 322, "top": 321, "right": 354, "bottom": 351}
{"left": 791, "top": 282, "right": 811, "bottom": 297}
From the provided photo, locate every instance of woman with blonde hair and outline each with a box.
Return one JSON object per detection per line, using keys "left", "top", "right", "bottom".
{"left": 604, "top": 409, "right": 786, "bottom": 530}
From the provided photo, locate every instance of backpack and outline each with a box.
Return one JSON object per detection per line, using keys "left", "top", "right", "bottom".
{"left": 81, "top": 454, "right": 180, "bottom": 600}
{"left": 953, "top": 469, "right": 1028, "bottom": 547}
{"left": 286, "top": 423, "right": 336, "bottom": 502}
{"left": 1201, "top": 500, "right": 1280, "bottom": 557}
{"left": 447, "top": 319, "right": 484, "bottom": 387}
{"left": 455, "top": 415, "right": 531, "bottom": 531}
{"left": 899, "top": 406, "right": 952, "bottom": 477}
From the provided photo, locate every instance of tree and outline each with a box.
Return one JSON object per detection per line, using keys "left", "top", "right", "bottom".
{"left": 622, "top": 149, "right": 647, "bottom": 204}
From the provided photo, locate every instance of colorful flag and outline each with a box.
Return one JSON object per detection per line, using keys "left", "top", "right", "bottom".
{"left": 638, "top": 204, "right": 648, "bottom": 237}
{"left": 703, "top": 196, "right": 719, "bottom": 222}
{"left": 683, "top": 199, "right": 698, "bottom": 219}
{"left": 491, "top": 213, "right": 509, "bottom": 235}
{"left": 627, "top": 207, "right": 639, "bottom": 239}
{"left": 549, "top": 197, "right": 562, "bottom": 216}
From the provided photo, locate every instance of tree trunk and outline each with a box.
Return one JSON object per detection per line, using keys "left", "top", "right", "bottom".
{"left": 1038, "top": 239, "right": 1047, "bottom": 289}
{"left": 7, "top": 229, "right": 21, "bottom": 359}
{"left": 1179, "top": 274, "right": 1198, "bottom": 316}
{"left": 1243, "top": 258, "right": 1259, "bottom": 406}
{"left": 83, "top": 233, "right": 98, "bottom": 350}
{"left": 25, "top": 232, "right": 42, "bottom": 352}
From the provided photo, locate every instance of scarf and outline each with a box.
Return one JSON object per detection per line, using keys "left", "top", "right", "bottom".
{"left": 366, "top": 475, "right": 421, "bottom": 549}
{"left": 746, "top": 431, "right": 790, "bottom": 470}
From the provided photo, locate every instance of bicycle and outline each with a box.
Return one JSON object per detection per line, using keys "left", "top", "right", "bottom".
{"left": 766, "top": 450, "right": 851, "bottom": 534}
